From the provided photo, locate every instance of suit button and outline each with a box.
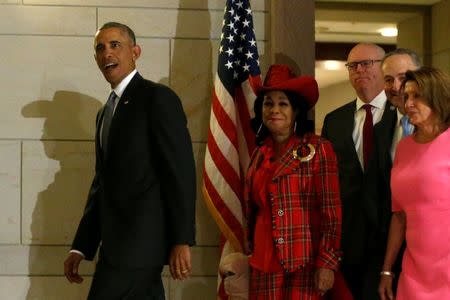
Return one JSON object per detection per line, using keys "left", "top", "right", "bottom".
{"left": 278, "top": 238, "right": 284, "bottom": 244}
{"left": 278, "top": 209, "right": 284, "bottom": 216}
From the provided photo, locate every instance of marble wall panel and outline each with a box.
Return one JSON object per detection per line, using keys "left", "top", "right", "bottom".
{"left": 432, "top": 50, "right": 450, "bottom": 74}
{"left": 171, "top": 40, "right": 213, "bottom": 143}
{"left": 397, "top": 15, "right": 426, "bottom": 57}
{"left": 0, "top": 5, "right": 95, "bottom": 35}
{"left": 0, "top": 36, "right": 169, "bottom": 139}
{"left": 0, "top": 141, "right": 20, "bottom": 244}
{"left": 169, "top": 276, "right": 217, "bottom": 300}
{"left": 22, "top": 141, "right": 95, "bottom": 245}
{"left": 23, "top": 0, "right": 267, "bottom": 11}
{"left": 190, "top": 246, "right": 221, "bottom": 276}
{"left": 432, "top": 0, "right": 450, "bottom": 54}
{"left": 0, "top": 276, "right": 92, "bottom": 300}
{"left": 98, "top": 8, "right": 266, "bottom": 40}
{"left": 0, "top": 245, "right": 95, "bottom": 275}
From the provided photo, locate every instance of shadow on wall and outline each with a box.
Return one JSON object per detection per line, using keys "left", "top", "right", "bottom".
{"left": 22, "top": 91, "right": 102, "bottom": 299}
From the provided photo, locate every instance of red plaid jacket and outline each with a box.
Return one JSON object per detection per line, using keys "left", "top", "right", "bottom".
{"left": 245, "top": 134, "right": 342, "bottom": 272}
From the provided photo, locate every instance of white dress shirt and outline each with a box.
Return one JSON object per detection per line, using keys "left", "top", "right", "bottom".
{"left": 391, "top": 109, "right": 405, "bottom": 161}
{"left": 352, "top": 90, "right": 387, "bottom": 170}
{"left": 99, "top": 69, "right": 137, "bottom": 149}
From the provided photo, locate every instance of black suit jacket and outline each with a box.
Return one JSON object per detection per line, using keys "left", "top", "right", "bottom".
{"left": 72, "top": 73, "right": 196, "bottom": 269}
{"left": 321, "top": 99, "right": 396, "bottom": 265}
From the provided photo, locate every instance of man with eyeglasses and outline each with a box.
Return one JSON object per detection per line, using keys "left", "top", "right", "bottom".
{"left": 322, "top": 43, "right": 397, "bottom": 300}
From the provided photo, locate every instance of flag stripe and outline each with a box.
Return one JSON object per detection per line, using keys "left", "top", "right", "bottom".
{"left": 242, "top": 75, "right": 261, "bottom": 117}
{"left": 212, "top": 84, "right": 239, "bottom": 157}
{"left": 202, "top": 177, "right": 244, "bottom": 252}
{"left": 235, "top": 85, "right": 254, "bottom": 161}
{"left": 203, "top": 1, "right": 261, "bottom": 298}
{"left": 205, "top": 128, "right": 241, "bottom": 204}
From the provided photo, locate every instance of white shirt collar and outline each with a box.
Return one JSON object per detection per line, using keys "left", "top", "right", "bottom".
{"left": 355, "top": 90, "right": 387, "bottom": 111}
{"left": 110, "top": 69, "right": 137, "bottom": 98}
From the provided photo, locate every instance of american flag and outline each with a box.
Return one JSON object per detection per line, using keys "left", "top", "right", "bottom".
{"left": 202, "top": 0, "right": 261, "bottom": 298}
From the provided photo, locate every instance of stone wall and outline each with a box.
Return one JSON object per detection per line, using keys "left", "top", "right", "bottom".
{"left": 0, "top": 1, "right": 269, "bottom": 299}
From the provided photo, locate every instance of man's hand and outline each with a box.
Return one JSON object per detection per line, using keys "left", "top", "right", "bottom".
{"left": 169, "top": 244, "right": 192, "bottom": 280}
{"left": 378, "top": 274, "right": 394, "bottom": 300}
{"left": 314, "top": 267, "right": 334, "bottom": 296}
{"left": 64, "top": 252, "right": 84, "bottom": 284}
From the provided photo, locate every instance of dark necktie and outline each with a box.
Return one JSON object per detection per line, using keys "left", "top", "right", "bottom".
{"left": 400, "top": 115, "right": 413, "bottom": 137}
{"left": 102, "top": 91, "right": 117, "bottom": 155}
{"left": 362, "top": 104, "right": 373, "bottom": 170}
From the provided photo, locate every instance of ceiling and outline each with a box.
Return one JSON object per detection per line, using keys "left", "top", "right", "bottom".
{"left": 314, "top": 0, "right": 441, "bottom": 87}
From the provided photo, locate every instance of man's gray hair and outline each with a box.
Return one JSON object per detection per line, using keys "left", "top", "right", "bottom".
{"left": 382, "top": 48, "right": 421, "bottom": 67}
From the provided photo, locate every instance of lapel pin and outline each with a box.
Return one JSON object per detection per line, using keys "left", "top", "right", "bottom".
{"left": 292, "top": 144, "right": 315, "bottom": 162}
{"left": 124, "top": 100, "right": 129, "bottom": 104}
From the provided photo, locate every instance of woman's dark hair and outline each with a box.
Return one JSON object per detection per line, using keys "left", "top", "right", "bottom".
{"left": 250, "top": 90, "right": 314, "bottom": 145}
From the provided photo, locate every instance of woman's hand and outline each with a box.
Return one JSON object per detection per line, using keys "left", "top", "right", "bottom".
{"left": 378, "top": 274, "right": 394, "bottom": 300}
{"left": 314, "top": 267, "right": 334, "bottom": 296}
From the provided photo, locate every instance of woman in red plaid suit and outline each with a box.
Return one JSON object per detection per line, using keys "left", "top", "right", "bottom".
{"left": 245, "top": 65, "right": 345, "bottom": 299}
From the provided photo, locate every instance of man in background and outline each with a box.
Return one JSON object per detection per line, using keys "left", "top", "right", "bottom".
{"left": 322, "top": 43, "right": 397, "bottom": 300}
{"left": 377, "top": 48, "right": 421, "bottom": 300}
{"left": 63, "top": 22, "right": 197, "bottom": 299}
{"left": 382, "top": 48, "right": 421, "bottom": 158}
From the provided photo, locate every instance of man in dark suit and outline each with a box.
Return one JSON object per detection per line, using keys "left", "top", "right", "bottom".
{"left": 382, "top": 48, "right": 421, "bottom": 159}
{"left": 321, "top": 43, "right": 397, "bottom": 300}
{"left": 377, "top": 48, "right": 421, "bottom": 300}
{"left": 63, "top": 22, "right": 196, "bottom": 299}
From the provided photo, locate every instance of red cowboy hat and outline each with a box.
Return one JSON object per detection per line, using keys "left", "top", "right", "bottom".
{"left": 257, "top": 64, "right": 319, "bottom": 109}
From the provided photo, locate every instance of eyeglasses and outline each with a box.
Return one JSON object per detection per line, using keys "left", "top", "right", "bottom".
{"left": 345, "top": 59, "right": 382, "bottom": 71}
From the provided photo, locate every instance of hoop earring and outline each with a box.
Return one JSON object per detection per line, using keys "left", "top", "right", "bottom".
{"left": 293, "top": 121, "right": 297, "bottom": 133}
{"left": 256, "top": 123, "right": 264, "bottom": 136}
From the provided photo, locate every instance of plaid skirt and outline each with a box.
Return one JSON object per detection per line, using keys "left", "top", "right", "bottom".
{"left": 249, "top": 266, "right": 323, "bottom": 300}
